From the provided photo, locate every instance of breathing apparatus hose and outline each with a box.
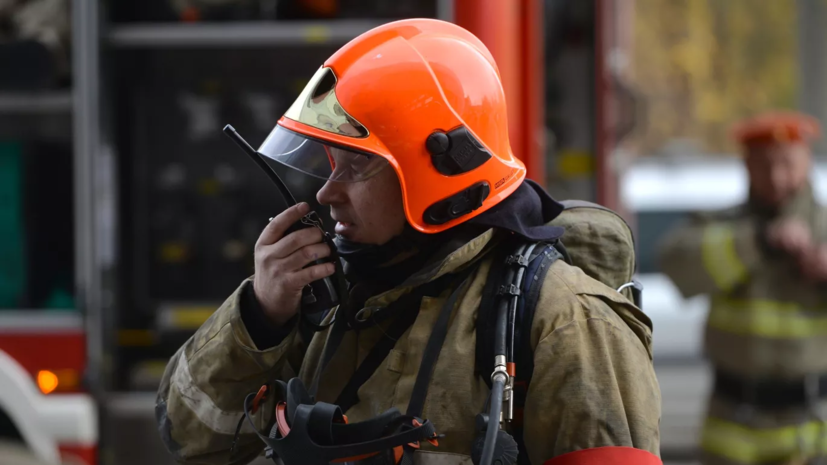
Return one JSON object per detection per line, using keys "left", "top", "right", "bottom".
{"left": 479, "top": 275, "right": 512, "bottom": 465}
{"left": 479, "top": 243, "right": 532, "bottom": 465}
{"left": 481, "top": 375, "right": 506, "bottom": 465}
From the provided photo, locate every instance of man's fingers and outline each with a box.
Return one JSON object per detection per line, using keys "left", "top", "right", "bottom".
{"left": 256, "top": 203, "right": 310, "bottom": 248}
{"left": 278, "top": 243, "right": 332, "bottom": 272}
{"left": 788, "top": 236, "right": 807, "bottom": 253}
{"left": 285, "top": 262, "right": 336, "bottom": 290}
{"left": 266, "top": 227, "right": 324, "bottom": 260}
{"left": 777, "top": 227, "right": 812, "bottom": 255}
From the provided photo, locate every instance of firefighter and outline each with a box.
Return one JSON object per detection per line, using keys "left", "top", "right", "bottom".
{"left": 659, "top": 111, "right": 827, "bottom": 464}
{"left": 156, "top": 19, "right": 662, "bottom": 465}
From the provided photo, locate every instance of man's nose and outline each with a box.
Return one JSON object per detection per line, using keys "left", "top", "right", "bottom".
{"left": 770, "top": 166, "right": 788, "bottom": 192}
{"left": 316, "top": 180, "right": 345, "bottom": 206}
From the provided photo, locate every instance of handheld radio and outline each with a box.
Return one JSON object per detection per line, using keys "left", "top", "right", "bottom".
{"left": 223, "top": 124, "right": 342, "bottom": 314}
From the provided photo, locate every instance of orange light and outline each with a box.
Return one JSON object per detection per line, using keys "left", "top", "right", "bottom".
{"left": 38, "top": 370, "right": 59, "bottom": 394}
{"left": 36, "top": 369, "right": 80, "bottom": 394}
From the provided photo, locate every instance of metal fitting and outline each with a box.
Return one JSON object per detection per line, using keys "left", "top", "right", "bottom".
{"left": 491, "top": 365, "right": 508, "bottom": 383}
{"left": 491, "top": 355, "right": 508, "bottom": 383}
{"left": 503, "top": 378, "right": 515, "bottom": 422}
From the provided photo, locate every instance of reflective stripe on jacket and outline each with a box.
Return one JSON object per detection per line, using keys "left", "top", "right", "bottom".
{"left": 659, "top": 185, "right": 827, "bottom": 464}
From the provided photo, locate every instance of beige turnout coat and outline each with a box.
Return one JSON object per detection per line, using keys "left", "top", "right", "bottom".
{"left": 157, "top": 229, "right": 661, "bottom": 465}
{"left": 659, "top": 185, "right": 827, "bottom": 465}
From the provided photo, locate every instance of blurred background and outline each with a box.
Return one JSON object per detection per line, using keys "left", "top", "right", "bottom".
{"left": 0, "top": 0, "right": 825, "bottom": 464}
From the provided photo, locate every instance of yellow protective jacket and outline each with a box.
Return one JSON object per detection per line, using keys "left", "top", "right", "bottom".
{"left": 157, "top": 229, "right": 661, "bottom": 465}
{"left": 658, "top": 185, "right": 827, "bottom": 465}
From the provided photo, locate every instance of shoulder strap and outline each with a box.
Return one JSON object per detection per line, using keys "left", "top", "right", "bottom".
{"left": 512, "top": 244, "right": 563, "bottom": 387}
{"left": 475, "top": 240, "right": 562, "bottom": 387}
{"left": 475, "top": 239, "right": 562, "bottom": 465}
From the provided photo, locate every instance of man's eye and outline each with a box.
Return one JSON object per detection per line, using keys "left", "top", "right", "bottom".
{"left": 351, "top": 156, "right": 373, "bottom": 170}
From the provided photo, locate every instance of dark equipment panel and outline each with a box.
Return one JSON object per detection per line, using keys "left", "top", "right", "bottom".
{"left": 113, "top": 47, "right": 336, "bottom": 389}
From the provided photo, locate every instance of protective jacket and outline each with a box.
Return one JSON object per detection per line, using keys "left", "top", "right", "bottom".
{"left": 659, "top": 184, "right": 827, "bottom": 464}
{"left": 157, "top": 226, "right": 661, "bottom": 465}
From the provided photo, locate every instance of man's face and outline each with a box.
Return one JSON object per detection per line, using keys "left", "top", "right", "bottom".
{"left": 316, "top": 162, "right": 407, "bottom": 245}
{"left": 745, "top": 141, "right": 812, "bottom": 208}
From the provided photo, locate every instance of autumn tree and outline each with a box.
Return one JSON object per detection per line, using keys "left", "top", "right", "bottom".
{"left": 629, "top": 0, "right": 797, "bottom": 156}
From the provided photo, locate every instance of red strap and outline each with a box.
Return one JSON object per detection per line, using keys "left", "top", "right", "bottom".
{"left": 544, "top": 447, "right": 662, "bottom": 465}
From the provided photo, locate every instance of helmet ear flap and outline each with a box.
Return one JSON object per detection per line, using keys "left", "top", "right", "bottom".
{"left": 426, "top": 127, "right": 492, "bottom": 176}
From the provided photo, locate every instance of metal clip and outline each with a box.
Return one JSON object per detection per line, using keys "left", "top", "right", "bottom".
{"left": 301, "top": 211, "right": 320, "bottom": 227}
{"left": 505, "top": 254, "right": 529, "bottom": 267}
{"left": 301, "top": 284, "right": 317, "bottom": 304}
{"left": 497, "top": 284, "right": 521, "bottom": 297}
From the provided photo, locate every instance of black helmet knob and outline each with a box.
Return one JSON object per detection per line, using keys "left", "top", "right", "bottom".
{"left": 426, "top": 131, "right": 450, "bottom": 155}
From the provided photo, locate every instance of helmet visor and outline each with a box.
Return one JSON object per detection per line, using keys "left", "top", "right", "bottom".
{"left": 258, "top": 125, "right": 390, "bottom": 183}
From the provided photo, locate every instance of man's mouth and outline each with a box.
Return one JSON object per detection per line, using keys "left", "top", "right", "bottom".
{"left": 334, "top": 221, "right": 355, "bottom": 235}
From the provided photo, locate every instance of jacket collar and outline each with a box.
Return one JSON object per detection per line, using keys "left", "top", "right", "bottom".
{"left": 364, "top": 228, "right": 499, "bottom": 308}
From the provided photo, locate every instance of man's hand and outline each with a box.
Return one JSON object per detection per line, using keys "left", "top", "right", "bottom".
{"left": 765, "top": 219, "right": 813, "bottom": 258}
{"left": 253, "top": 203, "right": 335, "bottom": 326}
{"left": 798, "top": 244, "right": 827, "bottom": 283}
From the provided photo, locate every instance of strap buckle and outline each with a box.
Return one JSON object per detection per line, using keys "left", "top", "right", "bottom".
{"left": 498, "top": 284, "right": 521, "bottom": 297}
{"left": 505, "top": 254, "right": 529, "bottom": 267}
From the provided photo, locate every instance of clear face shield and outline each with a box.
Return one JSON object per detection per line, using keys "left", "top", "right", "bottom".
{"left": 257, "top": 65, "right": 390, "bottom": 184}
{"left": 257, "top": 125, "right": 390, "bottom": 184}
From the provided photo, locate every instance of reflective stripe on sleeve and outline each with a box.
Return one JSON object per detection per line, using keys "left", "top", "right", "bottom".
{"left": 708, "top": 297, "right": 827, "bottom": 339}
{"left": 702, "top": 416, "right": 827, "bottom": 464}
{"left": 702, "top": 224, "right": 749, "bottom": 292}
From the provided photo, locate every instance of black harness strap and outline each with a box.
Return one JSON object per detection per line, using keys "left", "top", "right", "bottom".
{"left": 261, "top": 260, "right": 478, "bottom": 463}
{"left": 309, "top": 306, "right": 349, "bottom": 397}
{"left": 334, "top": 290, "right": 429, "bottom": 412}
{"left": 406, "top": 267, "right": 476, "bottom": 417}
{"left": 402, "top": 267, "right": 477, "bottom": 465}
{"left": 330, "top": 271, "right": 466, "bottom": 412}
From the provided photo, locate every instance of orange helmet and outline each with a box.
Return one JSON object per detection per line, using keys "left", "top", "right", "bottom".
{"left": 732, "top": 111, "right": 822, "bottom": 147}
{"left": 258, "top": 18, "right": 526, "bottom": 234}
